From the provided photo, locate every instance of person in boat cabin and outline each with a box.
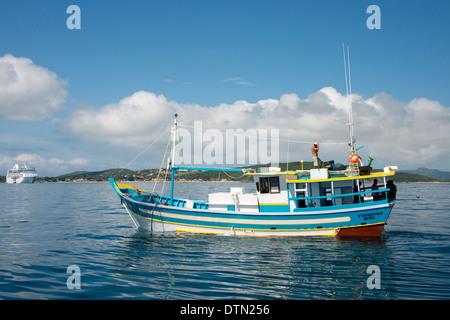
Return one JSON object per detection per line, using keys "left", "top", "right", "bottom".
{"left": 372, "top": 179, "right": 381, "bottom": 200}
{"left": 387, "top": 180, "right": 397, "bottom": 202}
{"left": 311, "top": 142, "right": 323, "bottom": 168}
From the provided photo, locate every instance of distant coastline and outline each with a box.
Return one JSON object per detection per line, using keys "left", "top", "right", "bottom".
{"left": 1, "top": 162, "right": 450, "bottom": 184}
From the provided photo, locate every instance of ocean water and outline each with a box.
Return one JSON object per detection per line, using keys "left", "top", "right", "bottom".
{"left": 0, "top": 181, "right": 449, "bottom": 300}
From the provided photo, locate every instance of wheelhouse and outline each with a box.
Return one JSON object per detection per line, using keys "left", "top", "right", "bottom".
{"left": 249, "top": 167, "right": 396, "bottom": 213}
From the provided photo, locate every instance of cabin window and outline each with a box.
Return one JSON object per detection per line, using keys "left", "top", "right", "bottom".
{"left": 259, "top": 177, "right": 280, "bottom": 194}
{"left": 260, "top": 178, "right": 270, "bottom": 193}
{"left": 270, "top": 177, "right": 280, "bottom": 193}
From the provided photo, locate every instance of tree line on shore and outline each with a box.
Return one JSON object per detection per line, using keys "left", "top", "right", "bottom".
{"left": 1, "top": 162, "right": 449, "bottom": 183}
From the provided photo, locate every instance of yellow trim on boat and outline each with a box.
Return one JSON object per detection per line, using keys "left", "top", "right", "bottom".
{"left": 244, "top": 171, "right": 298, "bottom": 175}
{"left": 174, "top": 228, "right": 337, "bottom": 236}
{"left": 174, "top": 222, "right": 385, "bottom": 236}
{"left": 175, "top": 228, "right": 224, "bottom": 235}
{"left": 116, "top": 182, "right": 147, "bottom": 192}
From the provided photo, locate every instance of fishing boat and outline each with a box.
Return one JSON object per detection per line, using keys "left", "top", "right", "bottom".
{"left": 109, "top": 114, "right": 397, "bottom": 237}
{"left": 109, "top": 47, "right": 398, "bottom": 237}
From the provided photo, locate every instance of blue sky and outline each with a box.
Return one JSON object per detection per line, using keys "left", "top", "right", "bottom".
{"left": 0, "top": 0, "right": 449, "bottom": 176}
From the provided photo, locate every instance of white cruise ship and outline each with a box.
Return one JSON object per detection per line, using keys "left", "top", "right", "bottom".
{"left": 6, "top": 164, "right": 37, "bottom": 184}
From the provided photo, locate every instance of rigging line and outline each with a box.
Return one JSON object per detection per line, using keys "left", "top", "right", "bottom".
{"left": 150, "top": 202, "right": 159, "bottom": 232}
{"left": 221, "top": 168, "right": 246, "bottom": 180}
{"left": 152, "top": 132, "right": 172, "bottom": 194}
{"left": 213, "top": 172, "right": 220, "bottom": 193}
{"left": 177, "top": 124, "right": 346, "bottom": 145}
{"left": 115, "top": 125, "right": 172, "bottom": 178}
{"left": 160, "top": 164, "right": 171, "bottom": 195}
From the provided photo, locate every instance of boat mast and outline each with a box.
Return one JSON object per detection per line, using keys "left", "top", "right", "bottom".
{"left": 343, "top": 44, "right": 359, "bottom": 175}
{"left": 343, "top": 44, "right": 355, "bottom": 148}
{"left": 169, "top": 113, "right": 178, "bottom": 205}
{"left": 168, "top": 113, "right": 178, "bottom": 170}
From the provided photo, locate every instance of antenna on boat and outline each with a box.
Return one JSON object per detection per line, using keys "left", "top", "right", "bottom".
{"left": 343, "top": 44, "right": 355, "bottom": 149}
{"left": 343, "top": 44, "right": 359, "bottom": 175}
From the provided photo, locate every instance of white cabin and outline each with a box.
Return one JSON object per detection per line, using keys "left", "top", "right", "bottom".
{"left": 207, "top": 167, "right": 396, "bottom": 213}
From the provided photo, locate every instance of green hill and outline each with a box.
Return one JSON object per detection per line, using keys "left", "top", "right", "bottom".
{"left": 403, "top": 168, "right": 450, "bottom": 181}
{"left": 390, "top": 171, "right": 448, "bottom": 183}
{"left": 30, "top": 162, "right": 449, "bottom": 183}
{"left": 39, "top": 168, "right": 140, "bottom": 182}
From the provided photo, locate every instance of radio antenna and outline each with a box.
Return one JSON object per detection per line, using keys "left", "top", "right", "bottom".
{"left": 343, "top": 44, "right": 355, "bottom": 149}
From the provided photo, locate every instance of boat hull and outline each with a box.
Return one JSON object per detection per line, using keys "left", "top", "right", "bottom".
{"left": 335, "top": 224, "right": 385, "bottom": 237}
{"left": 125, "top": 212, "right": 387, "bottom": 237}
{"left": 117, "top": 193, "right": 392, "bottom": 238}
{"left": 6, "top": 175, "right": 37, "bottom": 184}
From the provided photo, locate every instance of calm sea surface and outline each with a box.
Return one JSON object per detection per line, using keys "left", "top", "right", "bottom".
{"left": 0, "top": 181, "right": 449, "bottom": 300}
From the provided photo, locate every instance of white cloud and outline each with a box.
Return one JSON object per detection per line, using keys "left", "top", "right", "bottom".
{"left": 9, "top": 153, "right": 47, "bottom": 166}
{"left": 57, "top": 87, "right": 450, "bottom": 169}
{"left": 57, "top": 91, "right": 181, "bottom": 148}
{"left": 67, "top": 157, "right": 90, "bottom": 166}
{"left": 0, "top": 54, "right": 67, "bottom": 121}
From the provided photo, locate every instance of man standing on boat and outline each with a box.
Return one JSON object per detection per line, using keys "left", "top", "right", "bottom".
{"left": 312, "top": 142, "right": 322, "bottom": 168}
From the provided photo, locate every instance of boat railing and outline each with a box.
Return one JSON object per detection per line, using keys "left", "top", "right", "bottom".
{"left": 289, "top": 187, "right": 391, "bottom": 209}
{"left": 122, "top": 188, "right": 209, "bottom": 209}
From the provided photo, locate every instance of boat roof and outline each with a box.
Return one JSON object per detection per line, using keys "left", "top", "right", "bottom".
{"left": 284, "top": 170, "right": 395, "bottom": 183}
{"left": 172, "top": 165, "right": 396, "bottom": 182}
{"left": 244, "top": 169, "right": 394, "bottom": 181}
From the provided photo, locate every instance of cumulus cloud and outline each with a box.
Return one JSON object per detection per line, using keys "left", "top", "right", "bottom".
{"left": 67, "top": 157, "right": 90, "bottom": 166}
{"left": 57, "top": 91, "right": 182, "bottom": 148}
{"left": 0, "top": 54, "right": 67, "bottom": 121}
{"left": 359, "top": 94, "right": 450, "bottom": 167}
{"left": 57, "top": 87, "right": 450, "bottom": 168}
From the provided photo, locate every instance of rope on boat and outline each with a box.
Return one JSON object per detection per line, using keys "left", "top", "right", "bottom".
{"left": 113, "top": 124, "right": 172, "bottom": 178}
{"left": 220, "top": 168, "right": 246, "bottom": 180}
{"left": 152, "top": 131, "right": 173, "bottom": 195}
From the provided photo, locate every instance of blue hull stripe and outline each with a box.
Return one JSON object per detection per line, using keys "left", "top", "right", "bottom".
{"left": 122, "top": 196, "right": 392, "bottom": 231}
